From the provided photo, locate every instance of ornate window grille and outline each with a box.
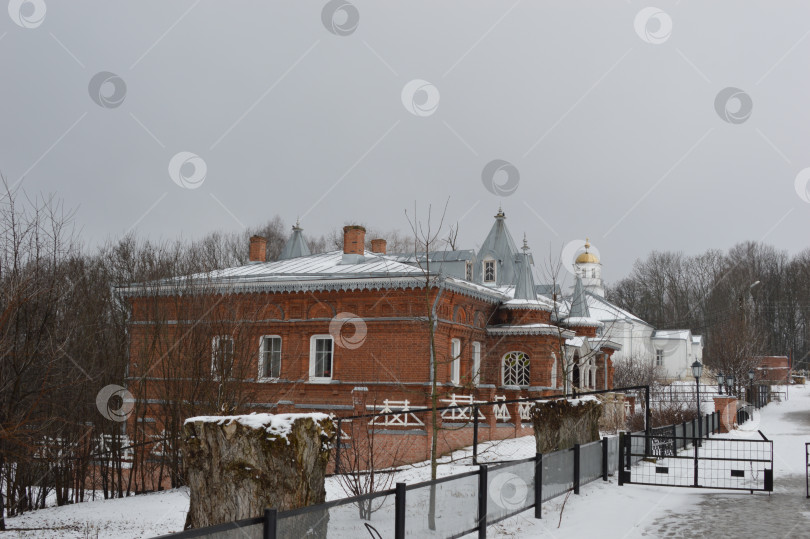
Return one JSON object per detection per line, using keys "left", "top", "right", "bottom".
{"left": 502, "top": 351, "right": 530, "bottom": 387}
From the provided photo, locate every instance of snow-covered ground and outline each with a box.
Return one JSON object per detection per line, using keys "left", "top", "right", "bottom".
{"left": 3, "top": 385, "right": 809, "bottom": 538}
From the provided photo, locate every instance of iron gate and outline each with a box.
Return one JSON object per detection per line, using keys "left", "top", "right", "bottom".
{"left": 619, "top": 432, "right": 773, "bottom": 493}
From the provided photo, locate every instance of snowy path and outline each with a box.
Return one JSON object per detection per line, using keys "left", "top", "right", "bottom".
{"left": 2, "top": 387, "right": 809, "bottom": 538}
{"left": 493, "top": 384, "right": 810, "bottom": 538}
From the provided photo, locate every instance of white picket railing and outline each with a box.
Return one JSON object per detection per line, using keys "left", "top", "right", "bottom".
{"left": 367, "top": 399, "right": 425, "bottom": 428}
{"left": 440, "top": 394, "right": 487, "bottom": 421}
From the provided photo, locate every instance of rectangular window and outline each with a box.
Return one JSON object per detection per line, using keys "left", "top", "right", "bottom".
{"left": 472, "top": 342, "right": 481, "bottom": 386}
{"left": 259, "top": 336, "right": 282, "bottom": 379}
{"left": 655, "top": 349, "right": 664, "bottom": 367}
{"left": 211, "top": 336, "right": 234, "bottom": 380}
{"left": 450, "top": 338, "right": 461, "bottom": 385}
{"left": 310, "top": 336, "right": 334, "bottom": 382}
{"left": 484, "top": 260, "right": 495, "bottom": 283}
{"left": 465, "top": 261, "right": 473, "bottom": 281}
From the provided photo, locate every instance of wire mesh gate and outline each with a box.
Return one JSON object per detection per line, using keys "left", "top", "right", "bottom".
{"left": 619, "top": 432, "right": 773, "bottom": 493}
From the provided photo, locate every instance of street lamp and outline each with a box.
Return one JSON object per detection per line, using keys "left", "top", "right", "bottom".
{"left": 716, "top": 372, "right": 724, "bottom": 395}
{"left": 692, "top": 360, "right": 703, "bottom": 445}
{"left": 725, "top": 374, "right": 735, "bottom": 397}
{"left": 748, "top": 369, "right": 756, "bottom": 406}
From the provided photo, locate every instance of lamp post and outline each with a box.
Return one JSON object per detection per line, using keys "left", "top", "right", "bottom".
{"left": 716, "top": 372, "right": 724, "bottom": 395}
{"left": 748, "top": 369, "right": 755, "bottom": 407}
{"left": 692, "top": 360, "right": 703, "bottom": 446}
{"left": 725, "top": 374, "right": 735, "bottom": 398}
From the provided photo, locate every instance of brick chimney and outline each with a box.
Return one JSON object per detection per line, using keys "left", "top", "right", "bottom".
{"left": 343, "top": 226, "right": 366, "bottom": 255}
{"left": 249, "top": 235, "right": 267, "bottom": 263}
{"left": 370, "top": 238, "right": 387, "bottom": 254}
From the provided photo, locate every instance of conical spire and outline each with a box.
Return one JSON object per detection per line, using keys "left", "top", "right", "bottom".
{"left": 278, "top": 221, "right": 312, "bottom": 260}
{"left": 475, "top": 207, "right": 519, "bottom": 285}
{"left": 513, "top": 234, "right": 537, "bottom": 300}
{"left": 569, "top": 273, "right": 591, "bottom": 318}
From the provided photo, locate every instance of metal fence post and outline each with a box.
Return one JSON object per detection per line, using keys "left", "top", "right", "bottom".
{"left": 535, "top": 453, "right": 543, "bottom": 518}
{"left": 473, "top": 405, "right": 479, "bottom": 466}
{"left": 601, "top": 437, "right": 608, "bottom": 481}
{"left": 395, "top": 482, "right": 406, "bottom": 539}
{"left": 682, "top": 421, "right": 687, "bottom": 450}
{"left": 478, "top": 464, "right": 488, "bottom": 539}
{"left": 573, "top": 444, "right": 581, "bottom": 494}
{"left": 644, "top": 386, "right": 651, "bottom": 456}
{"left": 335, "top": 417, "right": 342, "bottom": 475}
{"left": 264, "top": 508, "right": 277, "bottom": 539}
{"left": 618, "top": 433, "right": 625, "bottom": 486}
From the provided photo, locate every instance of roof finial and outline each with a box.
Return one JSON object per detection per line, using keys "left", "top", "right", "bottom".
{"left": 293, "top": 217, "right": 301, "bottom": 230}
{"left": 495, "top": 205, "right": 505, "bottom": 219}
{"left": 584, "top": 237, "right": 590, "bottom": 251}
{"left": 522, "top": 232, "right": 529, "bottom": 252}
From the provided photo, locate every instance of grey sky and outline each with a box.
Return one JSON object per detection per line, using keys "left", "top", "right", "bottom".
{"left": 1, "top": 1, "right": 809, "bottom": 283}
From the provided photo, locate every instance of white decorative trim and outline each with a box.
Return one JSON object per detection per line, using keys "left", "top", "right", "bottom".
{"left": 487, "top": 325, "right": 575, "bottom": 338}
{"left": 440, "top": 394, "right": 486, "bottom": 421}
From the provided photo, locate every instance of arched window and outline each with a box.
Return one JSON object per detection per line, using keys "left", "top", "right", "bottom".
{"left": 550, "top": 353, "right": 557, "bottom": 389}
{"left": 502, "top": 351, "right": 530, "bottom": 387}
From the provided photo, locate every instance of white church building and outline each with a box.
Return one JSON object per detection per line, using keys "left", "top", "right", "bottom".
{"left": 570, "top": 240, "right": 703, "bottom": 381}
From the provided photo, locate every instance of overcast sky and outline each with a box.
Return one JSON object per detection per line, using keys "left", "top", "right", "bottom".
{"left": 1, "top": 1, "right": 809, "bottom": 283}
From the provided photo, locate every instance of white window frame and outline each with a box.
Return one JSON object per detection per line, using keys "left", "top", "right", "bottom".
{"left": 258, "top": 335, "right": 282, "bottom": 380}
{"left": 550, "top": 352, "right": 557, "bottom": 389}
{"left": 655, "top": 349, "right": 664, "bottom": 367}
{"left": 502, "top": 351, "right": 530, "bottom": 387}
{"left": 211, "top": 335, "right": 234, "bottom": 381}
{"left": 309, "top": 335, "right": 334, "bottom": 383}
{"left": 471, "top": 342, "right": 481, "bottom": 386}
{"left": 450, "top": 338, "right": 461, "bottom": 385}
{"left": 483, "top": 258, "right": 496, "bottom": 283}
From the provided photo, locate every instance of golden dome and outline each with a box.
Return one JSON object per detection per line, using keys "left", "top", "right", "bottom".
{"left": 575, "top": 238, "right": 600, "bottom": 264}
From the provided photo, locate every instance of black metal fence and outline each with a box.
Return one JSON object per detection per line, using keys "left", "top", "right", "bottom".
{"left": 156, "top": 434, "right": 631, "bottom": 539}
{"left": 619, "top": 419, "right": 773, "bottom": 493}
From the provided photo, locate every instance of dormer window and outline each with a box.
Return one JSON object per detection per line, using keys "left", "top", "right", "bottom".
{"left": 483, "top": 259, "right": 496, "bottom": 283}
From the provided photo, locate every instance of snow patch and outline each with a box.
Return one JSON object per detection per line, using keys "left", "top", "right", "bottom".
{"left": 185, "top": 412, "right": 331, "bottom": 440}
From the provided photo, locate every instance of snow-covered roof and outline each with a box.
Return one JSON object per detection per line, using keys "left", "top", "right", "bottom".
{"left": 653, "top": 329, "right": 692, "bottom": 340}
{"left": 564, "top": 316, "right": 604, "bottom": 328}
{"left": 587, "top": 337, "right": 622, "bottom": 351}
{"left": 501, "top": 298, "right": 554, "bottom": 311}
{"left": 584, "top": 293, "right": 652, "bottom": 327}
{"left": 389, "top": 250, "right": 475, "bottom": 263}
{"left": 487, "top": 323, "right": 575, "bottom": 338}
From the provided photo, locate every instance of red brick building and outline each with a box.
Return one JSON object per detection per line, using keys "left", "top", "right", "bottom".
{"left": 121, "top": 209, "right": 620, "bottom": 470}
{"left": 754, "top": 355, "right": 791, "bottom": 384}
